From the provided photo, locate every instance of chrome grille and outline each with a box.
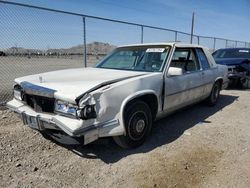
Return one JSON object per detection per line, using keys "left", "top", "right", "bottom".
{"left": 24, "top": 94, "right": 55, "bottom": 113}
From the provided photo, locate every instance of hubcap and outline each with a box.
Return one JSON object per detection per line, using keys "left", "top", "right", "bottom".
{"left": 136, "top": 119, "right": 145, "bottom": 133}
{"left": 128, "top": 111, "right": 148, "bottom": 141}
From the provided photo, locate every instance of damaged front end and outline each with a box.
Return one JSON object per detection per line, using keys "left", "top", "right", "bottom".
{"left": 215, "top": 58, "right": 250, "bottom": 88}
{"left": 227, "top": 60, "right": 250, "bottom": 88}
{"left": 7, "top": 82, "right": 120, "bottom": 145}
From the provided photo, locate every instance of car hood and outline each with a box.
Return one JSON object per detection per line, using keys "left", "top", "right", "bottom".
{"left": 214, "top": 58, "right": 249, "bottom": 66}
{"left": 15, "top": 67, "right": 147, "bottom": 103}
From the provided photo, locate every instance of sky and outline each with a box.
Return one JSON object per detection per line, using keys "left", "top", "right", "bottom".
{"left": 0, "top": 0, "right": 250, "bottom": 49}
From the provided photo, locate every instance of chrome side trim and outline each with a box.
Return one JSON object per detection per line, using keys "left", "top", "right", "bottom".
{"left": 20, "top": 81, "right": 56, "bottom": 98}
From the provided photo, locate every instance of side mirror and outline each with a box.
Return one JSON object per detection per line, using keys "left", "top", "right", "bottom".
{"left": 167, "top": 67, "right": 184, "bottom": 77}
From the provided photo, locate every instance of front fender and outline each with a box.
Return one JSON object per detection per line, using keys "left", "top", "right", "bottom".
{"left": 90, "top": 73, "right": 163, "bottom": 137}
{"left": 119, "top": 90, "right": 159, "bottom": 136}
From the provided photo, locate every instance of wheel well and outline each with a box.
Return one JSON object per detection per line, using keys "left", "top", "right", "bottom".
{"left": 216, "top": 78, "right": 223, "bottom": 89}
{"left": 124, "top": 94, "right": 158, "bottom": 121}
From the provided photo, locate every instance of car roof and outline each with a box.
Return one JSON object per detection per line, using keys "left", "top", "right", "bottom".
{"left": 118, "top": 42, "right": 205, "bottom": 49}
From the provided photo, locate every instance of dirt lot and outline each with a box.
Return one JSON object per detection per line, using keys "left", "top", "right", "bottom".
{"left": 0, "top": 89, "right": 249, "bottom": 188}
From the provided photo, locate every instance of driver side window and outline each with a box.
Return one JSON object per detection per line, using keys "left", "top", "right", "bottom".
{"left": 170, "top": 48, "right": 200, "bottom": 73}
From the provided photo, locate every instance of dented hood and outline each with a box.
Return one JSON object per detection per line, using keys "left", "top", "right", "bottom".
{"left": 15, "top": 67, "right": 147, "bottom": 103}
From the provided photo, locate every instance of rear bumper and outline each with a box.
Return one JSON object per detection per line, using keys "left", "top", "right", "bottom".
{"left": 6, "top": 99, "right": 119, "bottom": 145}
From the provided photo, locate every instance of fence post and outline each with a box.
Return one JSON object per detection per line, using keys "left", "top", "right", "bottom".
{"left": 235, "top": 41, "right": 237, "bottom": 48}
{"left": 175, "top": 31, "right": 178, "bottom": 42}
{"left": 82, "top": 16, "right": 87, "bottom": 67}
{"left": 141, "top": 25, "right": 144, "bottom": 44}
{"left": 197, "top": 36, "right": 200, "bottom": 45}
{"left": 213, "top": 38, "right": 216, "bottom": 51}
{"left": 190, "top": 12, "right": 195, "bottom": 44}
{"left": 225, "top": 40, "right": 228, "bottom": 48}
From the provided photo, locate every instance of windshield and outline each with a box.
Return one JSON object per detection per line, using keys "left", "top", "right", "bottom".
{"left": 213, "top": 48, "right": 250, "bottom": 59}
{"left": 96, "top": 46, "right": 170, "bottom": 72}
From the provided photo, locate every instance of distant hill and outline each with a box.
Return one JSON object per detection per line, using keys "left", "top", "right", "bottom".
{"left": 5, "top": 47, "right": 44, "bottom": 55}
{"left": 47, "top": 42, "right": 116, "bottom": 55}
{"left": 4, "top": 42, "right": 116, "bottom": 55}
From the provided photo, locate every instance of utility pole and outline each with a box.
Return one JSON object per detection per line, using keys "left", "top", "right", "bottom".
{"left": 190, "top": 12, "right": 195, "bottom": 44}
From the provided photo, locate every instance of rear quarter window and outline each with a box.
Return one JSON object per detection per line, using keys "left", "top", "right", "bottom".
{"left": 196, "top": 48, "right": 211, "bottom": 70}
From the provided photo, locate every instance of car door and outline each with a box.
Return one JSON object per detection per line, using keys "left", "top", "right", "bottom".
{"left": 196, "top": 48, "right": 214, "bottom": 96}
{"left": 164, "top": 48, "right": 204, "bottom": 113}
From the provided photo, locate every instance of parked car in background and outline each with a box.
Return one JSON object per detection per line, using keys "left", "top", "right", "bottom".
{"left": 0, "top": 51, "right": 6, "bottom": 56}
{"left": 7, "top": 43, "right": 228, "bottom": 148}
{"left": 212, "top": 48, "right": 250, "bottom": 88}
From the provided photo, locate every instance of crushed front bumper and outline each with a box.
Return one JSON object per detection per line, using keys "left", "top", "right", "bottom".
{"left": 6, "top": 99, "right": 119, "bottom": 145}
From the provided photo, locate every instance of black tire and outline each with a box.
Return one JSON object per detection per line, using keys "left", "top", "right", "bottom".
{"left": 206, "top": 81, "right": 221, "bottom": 106}
{"left": 39, "top": 130, "right": 52, "bottom": 140}
{"left": 113, "top": 100, "right": 152, "bottom": 149}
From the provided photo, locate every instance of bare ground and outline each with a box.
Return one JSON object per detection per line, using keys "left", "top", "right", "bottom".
{"left": 0, "top": 90, "right": 250, "bottom": 188}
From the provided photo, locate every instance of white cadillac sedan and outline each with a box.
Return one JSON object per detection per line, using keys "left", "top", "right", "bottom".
{"left": 7, "top": 43, "right": 228, "bottom": 148}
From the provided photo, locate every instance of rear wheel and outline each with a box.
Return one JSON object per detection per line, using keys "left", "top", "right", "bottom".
{"left": 206, "top": 81, "right": 221, "bottom": 106}
{"left": 113, "top": 101, "right": 152, "bottom": 149}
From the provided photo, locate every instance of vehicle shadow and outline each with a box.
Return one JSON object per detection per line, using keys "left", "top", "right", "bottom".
{"left": 50, "top": 94, "right": 238, "bottom": 164}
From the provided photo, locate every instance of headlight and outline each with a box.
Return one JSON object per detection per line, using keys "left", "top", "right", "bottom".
{"left": 78, "top": 104, "right": 97, "bottom": 120}
{"left": 77, "top": 94, "right": 97, "bottom": 120}
{"left": 55, "top": 100, "right": 78, "bottom": 117}
{"left": 13, "top": 85, "right": 23, "bottom": 100}
{"left": 55, "top": 95, "right": 97, "bottom": 120}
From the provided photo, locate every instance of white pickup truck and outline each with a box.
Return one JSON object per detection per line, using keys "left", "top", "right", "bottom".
{"left": 7, "top": 43, "right": 228, "bottom": 148}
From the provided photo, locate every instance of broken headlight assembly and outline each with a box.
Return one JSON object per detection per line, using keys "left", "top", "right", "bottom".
{"left": 78, "top": 104, "right": 97, "bottom": 120}
{"left": 55, "top": 94, "right": 97, "bottom": 120}
{"left": 77, "top": 94, "right": 97, "bottom": 120}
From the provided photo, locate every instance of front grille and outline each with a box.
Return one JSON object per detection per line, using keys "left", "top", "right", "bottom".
{"left": 23, "top": 94, "right": 55, "bottom": 113}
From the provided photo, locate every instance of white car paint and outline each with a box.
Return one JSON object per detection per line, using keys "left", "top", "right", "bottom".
{"left": 14, "top": 67, "right": 147, "bottom": 103}
{"left": 7, "top": 43, "right": 228, "bottom": 145}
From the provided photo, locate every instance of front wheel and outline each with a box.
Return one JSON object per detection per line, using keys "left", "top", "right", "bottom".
{"left": 113, "top": 101, "right": 152, "bottom": 149}
{"left": 206, "top": 82, "right": 221, "bottom": 106}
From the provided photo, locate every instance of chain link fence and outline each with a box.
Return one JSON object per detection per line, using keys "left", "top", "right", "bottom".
{"left": 0, "top": 0, "right": 250, "bottom": 105}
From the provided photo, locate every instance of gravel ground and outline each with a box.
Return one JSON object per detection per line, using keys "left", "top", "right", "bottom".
{"left": 0, "top": 89, "right": 249, "bottom": 188}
